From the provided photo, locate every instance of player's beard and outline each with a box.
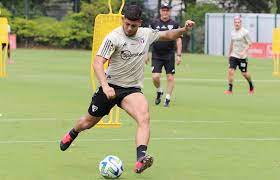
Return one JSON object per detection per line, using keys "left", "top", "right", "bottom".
{"left": 123, "top": 26, "right": 137, "bottom": 37}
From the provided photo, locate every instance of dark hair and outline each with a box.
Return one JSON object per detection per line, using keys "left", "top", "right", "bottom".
{"left": 124, "top": 5, "right": 142, "bottom": 21}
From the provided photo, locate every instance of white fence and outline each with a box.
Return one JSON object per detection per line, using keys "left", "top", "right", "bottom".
{"left": 205, "top": 13, "right": 280, "bottom": 56}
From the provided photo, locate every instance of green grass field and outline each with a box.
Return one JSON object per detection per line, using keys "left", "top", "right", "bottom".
{"left": 1, "top": 49, "right": 280, "bottom": 180}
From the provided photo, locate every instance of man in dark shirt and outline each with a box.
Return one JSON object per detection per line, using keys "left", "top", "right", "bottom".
{"left": 147, "top": 2, "right": 182, "bottom": 107}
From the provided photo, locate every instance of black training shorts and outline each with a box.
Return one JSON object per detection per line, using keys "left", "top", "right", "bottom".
{"left": 152, "top": 52, "right": 175, "bottom": 74}
{"left": 229, "top": 56, "right": 248, "bottom": 72}
{"left": 88, "top": 84, "right": 142, "bottom": 117}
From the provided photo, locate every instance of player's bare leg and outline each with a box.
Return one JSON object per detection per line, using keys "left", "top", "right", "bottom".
{"left": 60, "top": 113, "right": 102, "bottom": 151}
{"left": 121, "top": 93, "right": 153, "bottom": 173}
{"left": 241, "top": 72, "right": 254, "bottom": 94}
{"left": 164, "top": 73, "right": 174, "bottom": 107}
{"left": 152, "top": 73, "right": 163, "bottom": 105}
{"left": 225, "top": 68, "right": 235, "bottom": 94}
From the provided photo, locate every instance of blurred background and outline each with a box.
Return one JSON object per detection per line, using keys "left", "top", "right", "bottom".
{"left": 1, "top": 0, "right": 280, "bottom": 53}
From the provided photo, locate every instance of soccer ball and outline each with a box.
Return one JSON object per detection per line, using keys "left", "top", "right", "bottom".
{"left": 99, "top": 155, "right": 123, "bottom": 179}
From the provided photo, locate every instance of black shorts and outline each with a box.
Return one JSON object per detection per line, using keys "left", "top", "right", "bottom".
{"left": 152, "top": 53, "right": 175, "bottom": 74}
{"left": 229, "top": 56, "right": 248, "bottom": 72}
{"left": 88, "top": 84, "right": 142, "bottom": 117}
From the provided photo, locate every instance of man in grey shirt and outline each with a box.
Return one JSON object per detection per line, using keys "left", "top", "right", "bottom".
{"left": 225, "top": 16, "right": 254, "bottom": 94}
{"left": 59, "top": 5, "right": 194, "bottom": 174}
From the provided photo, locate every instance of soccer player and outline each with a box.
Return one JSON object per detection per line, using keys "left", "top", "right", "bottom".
{"left": 224, "top": 16, "right": 254, "bottom": 94}
{"left": 59, "top": 5, "right": 194, "bottom": 174}
{"left": 147, "top": 2, "right": 182, "bottom": 107}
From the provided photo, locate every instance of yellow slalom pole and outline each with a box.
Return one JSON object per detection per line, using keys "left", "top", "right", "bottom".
{"left": 3, "top": 43, "right": 7, "bottom": 77}
{"left": 90, "top": 0, "right": 125, "bottom": 128}
{"left": 0, "top": 40, "right": 3, "bottom": 77}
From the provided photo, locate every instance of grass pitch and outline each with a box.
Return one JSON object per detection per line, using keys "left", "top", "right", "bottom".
{"left": 0, "top": 49, "right": 280, "bottom": 180}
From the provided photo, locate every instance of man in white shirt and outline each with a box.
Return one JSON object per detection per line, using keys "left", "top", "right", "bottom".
{"left": 225, "top": 16, "right": 254, "bottom": 94}
{"left": 59, "top": 5, "right": 195, "bottom": 174}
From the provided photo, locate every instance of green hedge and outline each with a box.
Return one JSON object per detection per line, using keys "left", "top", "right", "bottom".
{"left": 11, "top": 12, "right": 92, "bottom": 49}
{"left": 2, "top": 1, "right": 121, "bottom": 49}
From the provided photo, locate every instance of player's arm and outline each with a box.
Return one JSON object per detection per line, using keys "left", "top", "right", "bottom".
{"left": 244, "top": 33, "right": 252, "bottom": 51}
{"left": 240, "top": 32, "right": 252, "bottom": 57}
{"left": 158, "top": 20, "right": 194, "bottom": 41}
{"left": 176, "top": 37, "right": 182, "bottom": 56}
{"left": 94, "top": 56, "right": 109, "bottom": 88}
{"left": 94, "top": 36, "right": 117, "bottom": 99}
{"left": 94, "top": 56, "right": 116, "bottom": 99}
{"left": 176, "top": 37, "right": 182, "bottom": 65}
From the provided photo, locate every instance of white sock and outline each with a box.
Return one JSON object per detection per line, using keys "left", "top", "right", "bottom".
{"left": 157, "top": 87, "right": 163, "bottom": 92}
{"left": 166, "top": 94, "right": 171, "bottom": 100}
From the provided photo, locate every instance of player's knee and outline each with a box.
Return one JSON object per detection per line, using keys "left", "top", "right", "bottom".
{"left": 166, "top": 75, "right": 174, "bottom": 82}
{"left": 152, "top": 74, "right": 160, "bottom": 81}
{"left": 229, "top": 69, "right": 235, "bottom": 75}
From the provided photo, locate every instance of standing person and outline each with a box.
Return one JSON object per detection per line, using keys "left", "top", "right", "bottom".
{"left": 224, "top": 16, "right": 254, "bottom": 94}
{"left": 59, "top": 5, "right": 194, "bottom": 174}
{"left": 147, "top": 2, "right": 182, "bottom": 107}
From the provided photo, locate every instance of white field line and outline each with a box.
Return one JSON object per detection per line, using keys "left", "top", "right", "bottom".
{"left": 0, "top": 118, "right": 279, "bottom": 125}
{"left": 1, "top": 137, "right": 280, "bottom": 144}
{"left": 144, "top": 77, "right": 280, "bottom": 83}
{"left": 0, "top": 118, "right": 57, "bottom": 122}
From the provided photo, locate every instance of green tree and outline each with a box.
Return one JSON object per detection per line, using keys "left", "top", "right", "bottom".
{"left": 184, "top": 3, "right": 224, "bottom": 53}
{"left": 276, "top": 0, "right": 280, "bottom": 13}
{"left": 0, "top": 0, "right": 46, "bottom": 17}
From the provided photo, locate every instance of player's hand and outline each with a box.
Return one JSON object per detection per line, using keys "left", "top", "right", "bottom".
{"left": 184, "top": 20, "right": 195, "bottom": 31}
{"left": 102, "top": 85, "right": 116, "bottom": 100}
{"left": 176, "top": 55, "right": 182, "bottom": 65}
{"left": 145, "top": 56, "right": 150, "bottom": 65}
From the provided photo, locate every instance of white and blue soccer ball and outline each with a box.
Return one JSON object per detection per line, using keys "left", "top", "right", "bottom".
{"left": 99, "top": 155, "right": 123, "bottom": 179}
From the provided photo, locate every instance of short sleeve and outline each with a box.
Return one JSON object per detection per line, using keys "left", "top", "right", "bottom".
{"left": 96, "top": 34, "right": 117, "bottom": 60}
{"left": 146, "top": 28, "right": 160, "bottom": 44}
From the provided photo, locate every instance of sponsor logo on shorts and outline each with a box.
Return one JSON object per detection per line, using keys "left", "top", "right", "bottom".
{"left": 92, "top": 105, "right": 98, "bottom": 112}
{"left": 240, "top": 63, "right": 246, "bottom": 67}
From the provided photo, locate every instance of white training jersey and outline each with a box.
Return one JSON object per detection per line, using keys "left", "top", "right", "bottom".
{"left": 96, "top": 26, "right": 160, "bottom": 88}
{"left": 230, "top": 27, "right": 252, "bottom": 59}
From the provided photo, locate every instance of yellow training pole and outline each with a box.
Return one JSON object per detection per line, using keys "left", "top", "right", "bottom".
{"left": 91, "top": 0, "right": 125, "bottom": 128}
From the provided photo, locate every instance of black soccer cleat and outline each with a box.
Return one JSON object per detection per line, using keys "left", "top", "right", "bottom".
{"left": 163, "top": 99, "right": 170, "bottom": 107}
{"left": 60, "top": 132, "right": 76, "bottom": 151}
{"left": 155, "top": 91, "right": 163, "bottom": 105}
{"left": 134, "top": 155, "right": 154, "bottom": 174}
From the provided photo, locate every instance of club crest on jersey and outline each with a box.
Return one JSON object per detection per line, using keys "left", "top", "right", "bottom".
{"left": 168, "top": 25, "right": 174, "bottom": 30}
{"left": 138, "top": 38, "right": 145, "bottom": 44}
